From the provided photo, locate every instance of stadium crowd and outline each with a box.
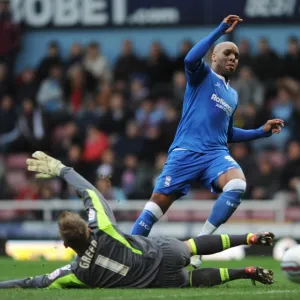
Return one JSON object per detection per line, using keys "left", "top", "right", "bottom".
{"left": 1, "top": 30, "right": 300, "bottom": 209}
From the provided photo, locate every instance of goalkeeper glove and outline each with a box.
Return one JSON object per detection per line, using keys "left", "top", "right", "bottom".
{"left": 26, "top": 151, "right": 65, "bottom": 179}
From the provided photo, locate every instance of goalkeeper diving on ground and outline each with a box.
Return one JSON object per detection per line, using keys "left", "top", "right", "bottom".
{"left": 0, "top": 152, "right": 274, "bottom": 289}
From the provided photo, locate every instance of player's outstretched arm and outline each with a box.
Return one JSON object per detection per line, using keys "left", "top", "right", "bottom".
{"left": 0, "top": 265, "right": 87, "bottom": 289}
{"left": 184, "top": 15, "right": 242, "bottom": 73}
{"left": 228, "top": 118, "right": 284, "bottom": 143}
{"left": 26, "top": 151, "right": 117, "bottom": 228}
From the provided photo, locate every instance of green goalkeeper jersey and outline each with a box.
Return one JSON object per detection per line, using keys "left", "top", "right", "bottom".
{"left": 0, "top": 168, "right": 164, "bottom": 289}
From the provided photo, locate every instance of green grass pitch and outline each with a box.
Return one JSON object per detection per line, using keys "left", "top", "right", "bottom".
{"left": 0, "top": 257, "right": 299, "bottom": 300}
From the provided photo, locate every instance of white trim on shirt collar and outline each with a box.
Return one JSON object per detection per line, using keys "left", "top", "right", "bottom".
{"left": 211, "top": 70, "right": 230, "bottom": 90}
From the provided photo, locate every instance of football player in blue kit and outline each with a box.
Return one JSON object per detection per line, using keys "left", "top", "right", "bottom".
{"left": 131, "top": 15, "right": 284, "bottom": 266}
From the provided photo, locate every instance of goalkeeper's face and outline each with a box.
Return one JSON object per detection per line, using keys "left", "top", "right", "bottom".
{"left": 212, "top": 42, "right": 239, "bottom": 79}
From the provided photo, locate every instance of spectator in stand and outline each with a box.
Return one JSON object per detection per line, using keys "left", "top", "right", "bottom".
{"left": 100, "top": 92, "right": 132, "bottom": 135}
{"left": 83, "top": 42, "right": 111, "bottom": 89}
{"left": 37, "top": 64, "right": 64, "bottom": 115}
{"left": 173, "top": 39, "right": 193, "bottom": 73}
{"left": 16, "top": 68, "right": 37, "bottom": 105}
{"left": 231, "top": 66, "right": 264, "bottom": 108}
{"left": 253, "top": 85, "right": 294, "bottom": 152}
{"left": 66, "top": 42, "right": 83, "bottom": 70}
{"left": 76, "top": 97, "right": 101, "bottom": 131}
{"left": 135, "top": 99, "right": 165, "bottom": 131}
{"left": 96, "top": 149, "right": 117, "bottom": 181}
{"left": 17, "top": 98, "right": 47, "bottom": 152}
{"left": 60, "top": 144, "right": 88, "bottom": 198}
{"left": 0, "top": 63, "right": 13, "bottom": 99}
{"left": 37, "top": 41, "right": 63, "bottom": 84}
{"left": 82, "top": 125, "right": 109, "bottom": 163}
{"left": 291, "top": 95, "right": 300, "bottom": 141}
{"left": 151, "top": 153, "right": 168, "bottom": 188}
{"left": 95, "top": 82, "right": 112, "bottom": 115}
{"left": 65, "top": 65, "right": 86, "bottom": 113}
{"left": 114, "top": 40, "right": 143, "bottom": 82}
{"left": 129, "top": 76, "right": 149, "bottom": 109}
{"left": 171, "top": 71, "right": 186, "bottom": 108}
{"left": 159, "top": 105, "right": 179, "bottom": 152}
{"left": 51, "top": 120, "right": 82, "bottom": 160}
{"left": 0, "top": 0, "right": 22, "bottom": 79}
{"left": 255, "top": 37, "right": 282, "bottom": 82}
{"left": 115, "top": 121, "right": 144, "bottom": 158}
{"left": 141, "top": 126, "right": 163, "bottom": 164}
{"left": 237, "top": 39, "right": 255, "bottom": 70}
{"left": 95, "top": 176, "right": 126, "bottom": 202}
{"left": 120, "top": 154, "right": 152, "bottom": 199}
{"left": 63, "top": 144, "right": 85, "bottom": 172}
{"left": 230, "top": 143, "right": 256, "bottom": 199}
{"left": 278, "top": 141, "right": 300, "bottom": 205}
{"left": 233, "top": 104, "right": 259, "bottom": 130}
{"left": 269, "top": 85, "right": 294, "bottom": 147}
{"left": 145, "top": 41, "right": 172, "bottom": 89}
{"left": 15, "top": 179, "right": 39, "bottom": 201}
{"left": 0, "top": 95, "right": 19, "bottom": 153}
{"left": 283, "top": 36, "right": 300, "bottom": 80}
{"left": 250, "top": 157, "right": 279, "bottom": 200}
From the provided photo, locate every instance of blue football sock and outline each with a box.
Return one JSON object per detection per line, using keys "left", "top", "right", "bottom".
{"left": 130, "top": 210, "right": 158, "bottom": 236}
{"left": 208, "top": 190, "right": 243, "bottom": 228}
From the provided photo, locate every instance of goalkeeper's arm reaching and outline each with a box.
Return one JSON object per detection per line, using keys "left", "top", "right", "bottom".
{"left": 26, "top": 151, "right": 117, "bottom": 230}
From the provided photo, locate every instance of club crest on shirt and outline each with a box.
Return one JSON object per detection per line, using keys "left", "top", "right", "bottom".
{"left": 164, "top": 176, "right": 172, "bottom": 187}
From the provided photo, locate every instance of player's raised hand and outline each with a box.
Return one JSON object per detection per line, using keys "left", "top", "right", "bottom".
{"left": 263, "top": 119, "right": 284, "bottom": 134}
{"left": 26, "top": 151, "right": 65, "bottom": 179}
{"left": 223, "top": 15, "right": 243, "bottom": 33}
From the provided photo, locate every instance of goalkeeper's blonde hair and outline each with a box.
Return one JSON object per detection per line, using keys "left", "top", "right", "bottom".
{"left": 58, "top": 211, "right": 90, "bottom": 255}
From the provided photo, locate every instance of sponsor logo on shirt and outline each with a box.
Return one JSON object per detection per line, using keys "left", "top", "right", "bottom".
{"left": 211, "top": 93, "right": 234, "bottom": 116}
{"left": 88, "top": 209, "right": 96, "bottom": 221}
{"left": 48, "top": 269, "right": 61, "bottom": 281}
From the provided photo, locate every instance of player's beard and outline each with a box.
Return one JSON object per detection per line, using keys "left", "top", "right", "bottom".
{"left": 220, "top": 64, "right": 235, "bottom": 79}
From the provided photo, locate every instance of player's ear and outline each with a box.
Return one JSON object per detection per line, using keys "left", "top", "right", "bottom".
{"left": 212, "top": 52, "right": 217, "bottom": 63}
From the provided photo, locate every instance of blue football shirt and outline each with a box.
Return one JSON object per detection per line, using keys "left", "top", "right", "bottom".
{"left": 169, "top": 62, "right": 238, "bottom": 153}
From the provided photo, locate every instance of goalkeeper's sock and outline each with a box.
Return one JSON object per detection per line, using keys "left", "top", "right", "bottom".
{"left": 189, "top": 268, "right": 249, "bottom": 287}
{"left": 130, "top": 202, "right": 163, "bottom": 236}
{"left": 188, "top": 234, "right": 255, "bottom": 255}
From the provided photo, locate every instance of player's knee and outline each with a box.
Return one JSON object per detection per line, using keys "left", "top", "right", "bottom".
{"left": 150, "top": 193, "right": 176, "bottom": 213}
{"left": 223, "top": 178, "right": 246, "bottom": 193}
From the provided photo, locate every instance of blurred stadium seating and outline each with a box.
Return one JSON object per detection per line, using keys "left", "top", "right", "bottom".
{"left": 0, "top": 0, "right": 300, "bottom": 245}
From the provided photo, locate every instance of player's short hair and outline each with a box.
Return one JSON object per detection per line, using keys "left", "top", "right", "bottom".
{"left": 58, "top": 211, "right": 89, "bottom": 254}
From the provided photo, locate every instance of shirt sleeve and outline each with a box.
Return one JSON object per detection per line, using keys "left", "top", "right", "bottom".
{"left": 184, "top": 22, "right": 229, "bottom": 85}
{"left": 59, "top": 167, "right": 117, "bottom": 231}
{"left": 228, "top": 116, "right": 272, "bottom": 143}
{"left": 0, "top": 265, "right": 87, "bottom": 289}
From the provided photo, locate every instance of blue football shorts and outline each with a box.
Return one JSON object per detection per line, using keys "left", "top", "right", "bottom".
{"left": 153, "top": 149, "right": 241, "bottom": 197}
